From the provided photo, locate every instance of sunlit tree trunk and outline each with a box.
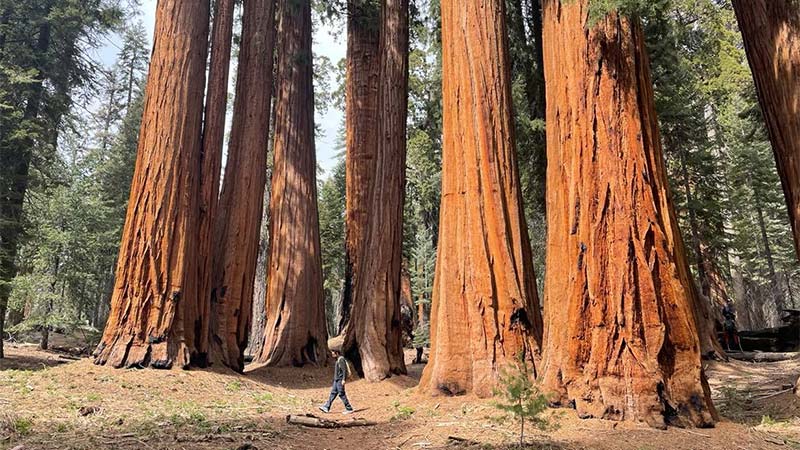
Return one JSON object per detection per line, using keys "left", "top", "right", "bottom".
{"left": 539, "top": 0, "right": 715, "bottom": 428}
{"left": 732, "top": 0, "right": 800, "bottom": 259}
{"left": 211, "top": 0, "right": 276, "bottom": 371}
{"left": 342, "top": 0, "right": 409, "bottom": 381}
{"left": 341, "top": 0, "right": 381, "bottom": 333}
{"left": 254, "top": 0, "right": 328, "bottom": 367}
{"left": 419, "top": 0, "right": 544, "bottom": 398}
{"left": 197, "top": 0, "right": 235, "bottom": 367}
{"left": 94, "top": 0, "right": 210, "bottom": 369}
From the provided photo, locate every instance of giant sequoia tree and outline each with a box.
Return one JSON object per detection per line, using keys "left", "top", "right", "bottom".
{"left": 197, "top": 0, "right": 235, "bottom": 367}
{"left": 342, "top": 0, "right": 409, "bottom": 381}
{"left": 538, "top": 0, "right": 715, "bottom": 428}
{"left": 253, "top": 0, "right": 328, "bottom": 367}
{"left": 211, "top": 0, "right": 276, "bottom": 371}
{"left": 94, "top": 0, "right": 210, "bottom": 368}
{"left": 732, "top": 0, "right": 800, "bottom": 259}
{"left": 341, "top": 0, "right": 381, "bottom": 332}
{"left": 419, "top": 0, "right": 543, "bottom": 398}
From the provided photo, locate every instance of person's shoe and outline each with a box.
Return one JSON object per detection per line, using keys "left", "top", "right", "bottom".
{"left": 318, "top": 405, "right": 330, "bottom": 413}
{"left": 342, "top": 408, "right": 354, "bottom": 415}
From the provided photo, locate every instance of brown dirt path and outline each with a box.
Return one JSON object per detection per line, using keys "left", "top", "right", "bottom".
{"left": 0, "top": 345, "right": 798, "bottom": 449}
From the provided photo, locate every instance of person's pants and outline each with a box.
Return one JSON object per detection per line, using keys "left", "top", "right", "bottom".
{"left": 324, "top": 380, "right": 352, "bottom": 410}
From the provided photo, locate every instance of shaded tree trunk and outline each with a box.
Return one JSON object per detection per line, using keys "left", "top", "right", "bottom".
{"left": 245, "top": 180, "right": 270, "bottom": 358}
{"left": 0, "top": 12, "right": 51, "bottom": 359}
{"left": 341, "top": 0, "right": 381, "bottom": 334}
{"left": 539, "top": 1, "right": 715, "bottom": 428}
{"left": 197, "top": 0, "right": 235, "bottom": 368}
{"left": 254, "top": 0, "right": 328, "bottom": 367}
{"left": 419, "top": 0, "right": 544, "bottom": 398}
{"left": 732, "top": 0, "right": 800, "bottom": 259}
{"left": 342, "top": 0, "right": 409, "bottom": 381}
{"left": 94, "top": 0, "right": 211, "bottom": 369}
{"left": 211, "top": 0, "right": 277, "bottom": 371}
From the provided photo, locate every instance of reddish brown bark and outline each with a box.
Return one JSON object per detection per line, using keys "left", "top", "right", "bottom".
{"left": 341, "top": 0, "right": 381, "bottom": 333}
{"left": 211, "top": 0, "right": 276, "bottom": 371}
{"left": 732, "top": 0, "right": 800, "bottom": 258}
{"left": 539, "top": 1, "right": 715, "bottom": 428}
{"left": 253, "top": 0, "right": 328, "bottom": 367}
{"left": 419, "top": 0, "right": 543, "bottom": 398}
{"left": 197, "top": 0, "right": 235, "bottom": 367}
{"left": 342, "top": 0, "right": 409, "bottom": 381}
{"left": 94, "top": 0, "right": 210, "bottom": 369}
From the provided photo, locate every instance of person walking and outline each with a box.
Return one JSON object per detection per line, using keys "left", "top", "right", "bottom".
{"left": 319, "top": 340, "right": 354, "bottom": 415}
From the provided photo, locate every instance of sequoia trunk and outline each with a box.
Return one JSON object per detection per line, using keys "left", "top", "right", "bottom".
{"left": 94, "top": 0, "right": 210, "bottom": 368}
{"left": 732, "top": 0, "right": 800, "bottom": 258}
{"left": 211, "top": 0, "right": 276, "bottom": 371}
{"left": 254, "top": 0, "right": 328, "bottom": 367}
{"left": 419, "top": 0, "right": 544, "bottom": 398}
{"left": 341, "top": 0, "right": 381, "bottom": 333}
{"left": 245, "top": 183, "right": 270, "bottom": 358}
{"left": 539, "top": 0, "right": 715, "bottom": 428}
{"left": 342, "top": 0, "right": 409, "bottom": 381}
{"left": 197, "top": 0, "right": 235, "bottom": 367}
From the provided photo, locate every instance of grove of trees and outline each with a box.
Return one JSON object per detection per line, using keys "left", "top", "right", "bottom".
{"left": 1, "top": 0, "right": 798, "bottom": 430}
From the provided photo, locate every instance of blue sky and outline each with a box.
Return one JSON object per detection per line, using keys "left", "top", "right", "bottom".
{"left": 101, "top": 0, "right": 346, "bottom": 178}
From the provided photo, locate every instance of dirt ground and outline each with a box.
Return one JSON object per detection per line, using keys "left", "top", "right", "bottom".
{"left": 1, "top": 343, "right": 798, "bottom": 450}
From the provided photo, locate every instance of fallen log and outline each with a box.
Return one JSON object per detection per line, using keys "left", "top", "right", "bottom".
{"left": 727, "top": 352, "right": 799, "bottom": 362}
{"left": 448, "top": 436, "right": 480, "bottom": 446}
{"left": 285, "top": 414, "right": 377, "bottom": 428}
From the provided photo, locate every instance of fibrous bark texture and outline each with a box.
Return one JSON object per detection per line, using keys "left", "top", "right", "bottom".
{"left": 94, "top": 0, "right": 210, "bottom": 369}
{"left": 342, "top": 0, "right": 409, "bottom": 381}
{"left": 732, "top": 0, "right": 800, "bottom": 258}
{"left": 340, "top": 0, "right": 381, "bottom": 333}
{"left": 539, "top": 0, "right": 715, "bottom": 428}
{"left": 197, "top": 0, "right": 235, "bottom": 367}
{"left": 419, "top": 0, "right": 544, "bottom": 398}
{"left": 211, "top": 0, "right": 276, "bottom": 371}
{"left": 254, "top": 0, "right": 328, "bottom": 367}
{"left": 245, "top": 183, "right": 270, "bottom": 358}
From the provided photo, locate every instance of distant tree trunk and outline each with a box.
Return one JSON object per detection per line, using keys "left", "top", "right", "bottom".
{"left": 755, "top": 200, "right": 785, "bottom": 313}
{"left": 211, "top": 0, "right": 276, "bottom": 371}
{"left": 341, "top": 0, "right": 381, "bottom": 334}
{"left": 94, "top": 0, "right": 210, "bottom": 369}
{"left": 0, "top": 13, "right": 51, "bottom": 359}
{"left": 254, "top": 0, "right": 328, "bottom": 367}
{"left": 676, "top": 147, "right": 726, "bottom": 357}
{"left": 245, "top": 180, "right": 270, "bottom": 358}
{"left": 732, "top": 0, "right": 800, "bottom": 259}
{"left": 197, "top": 0, "right": 235, "bottom": 368}
{"left": 419, "top": 0, "right": 544, "bottom": 398}
{"left": 539, "top": 0, "right": 715, "bottom": 428}
{"left": 342, "top": 0, "right": 409, "bottom": 381}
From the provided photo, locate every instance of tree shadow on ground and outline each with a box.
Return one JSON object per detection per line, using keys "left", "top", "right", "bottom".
{"left": 0, "top": 347, "right": 73, "bottom": 372}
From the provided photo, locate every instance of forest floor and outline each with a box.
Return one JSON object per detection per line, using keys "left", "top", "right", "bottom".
{"left": 1, "top": 339, "right": 799, "bottom": 450}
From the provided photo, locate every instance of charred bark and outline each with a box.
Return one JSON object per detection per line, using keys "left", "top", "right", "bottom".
{"left": 211, "top": 0, "right": 276, "bottom": 371}
{"left": 732, "top": 0, "right": 800, "bottom": 259}
{"left": 94, "top": 0, "right": 211, "bottom": 369}
{"left": 342, "top": 0, "right": 409, "bottom": 381}
{"left": 539, "top": 0, "right": 716, "bottom": 428}
{"left": 341, "top": 0, "right": 381, "bottom": 334}
{"left": 419, "top": 0, "right": 544, "bottom": 398}
{"left": 254, "top": 0, "right": 328, "bottom": 367}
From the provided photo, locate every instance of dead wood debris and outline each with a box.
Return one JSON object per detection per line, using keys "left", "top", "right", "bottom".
{"left": 285, "top": 414, "right": 377, "bottom": 428}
